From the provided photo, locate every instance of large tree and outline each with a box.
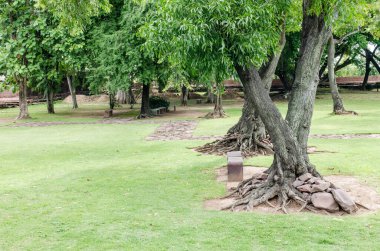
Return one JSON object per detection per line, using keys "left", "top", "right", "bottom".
{"left": 148, "top": 0, "right": 360, "bottom": 213}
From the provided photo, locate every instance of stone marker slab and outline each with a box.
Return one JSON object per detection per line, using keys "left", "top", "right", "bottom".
{"left": 228, "top": 156, "right": 243, "bottom": 182}
{"left": 227, "top": 151, "right": 242, "bottom": 158}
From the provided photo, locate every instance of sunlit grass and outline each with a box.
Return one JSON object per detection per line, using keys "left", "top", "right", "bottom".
{"left": 0, "top": 91, "right": 379, "bottom": 250}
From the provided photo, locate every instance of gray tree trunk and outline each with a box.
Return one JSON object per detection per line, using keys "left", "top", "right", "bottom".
{"left": 285, "top": 1, "right": 331, "bottom": 167}
{"left": 47, "top": 83, "right": 55, "bottom": 114}
{"left": 327, "top": 35, "right": 356, "bottom": 115}
{"left": 138, "top": 83, "right": 151, "bottom": 118}
{"left": 116, "top": 90, "right": 127, "bottom": 104}
{"left": 17, "top": 77, "right": 30, "bottom": 119}
{"left": 328, "top": 35, "right": 345, "bottom": 113}
{"left": 128, "top": 85, "right": 136, "bottom": 106}
{"left": 206, "top": 87, "right": 214, "bottom": 103}
{"left": 181, "top": 85, "right": 188, "bottom": 106}
{"left": 362, "top": 50, "right": 371, "bottom": 90}
{"left": 67, "top": 75, "right": 78, "bottom": 109}
{"left": 204, "top": 83, "right": 226, "bottom": 118}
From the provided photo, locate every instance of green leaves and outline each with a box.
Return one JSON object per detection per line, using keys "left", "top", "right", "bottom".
{"left": 142, "top": 0, "right": 289, "bottom": 81}
{"left": 37, "top": 0, "right": 111, "bottom": 35}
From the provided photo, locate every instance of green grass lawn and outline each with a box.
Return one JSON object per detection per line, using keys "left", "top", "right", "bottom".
{"left": 1, "top": 91, "right": 380, "bottom": 250}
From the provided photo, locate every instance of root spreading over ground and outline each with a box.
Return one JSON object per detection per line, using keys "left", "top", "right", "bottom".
{"left": 195, "top": 133, "right": 273, "bottom": 157}
{"left": 221, "top": 169, "right": 362, "bottom": 215}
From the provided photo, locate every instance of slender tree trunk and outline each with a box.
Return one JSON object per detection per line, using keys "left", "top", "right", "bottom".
{"left": 204, "top": 83, "right": 226, "bottom": 118}
{"left": 116, "top": 90, "right": 127, "bottom": 104}
{"left": 362, "top": 51, "right": 371, "bottom": 90}
{"left": 109, "top": 92, "right": 115, "bottom": 110}
{"left": 328, "top": 35, "right": 346, "bottom": 114}
{"left": 67, "top": 75, "right": 78, "bottom": 109}
{"left": 138, "top": 83, "right": 151, "bottom": 118}
{"left": 17, "top": 77, "right": 30, "bottom": 119}
{"left": 206, "top": 87, "right": 214, "bottom": 103}
{"left": 128, "top": 85, "right": 136, "bottom": 106}
{"left": 181, "top": 85, "right": 188, "bottom": 106}
{"left": 47, "top": 83, "right": 55, "bottom": 114}
{"left": 212, "top": 90, "right": 225, "bottom": 116}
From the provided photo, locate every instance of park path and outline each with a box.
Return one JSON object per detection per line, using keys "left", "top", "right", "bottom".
{"left": 6, "top": 118, "right": 380, "bottom": 141}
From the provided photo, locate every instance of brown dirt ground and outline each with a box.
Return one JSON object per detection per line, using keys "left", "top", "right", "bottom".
{"left": 63, "top": 94, "right": 110, "bottom": 103}
{"left": 204, "top": 166, "right": 380, "bottom": 216}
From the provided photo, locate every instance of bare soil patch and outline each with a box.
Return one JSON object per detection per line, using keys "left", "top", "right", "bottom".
{"left": 204, "top": 166, "right": 380, "bottom": 216}
{"left": 311, "top": 134, "right": 380, "bottom": 139}
{"left": 146, "top": 120, "right": 221, "bottom": 141}
{"left": 63, "top": 94, "right": 109, "bottom": 104}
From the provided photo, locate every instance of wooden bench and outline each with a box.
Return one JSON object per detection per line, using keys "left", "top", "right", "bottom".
{"left": 151, "top": 107, "right": 168, "bottom": 115}
{"left": 196, "top": 99, "right": 202, "bottom": 104}
{"left": 227, "top": 151, "right": 243, "bottom": 182}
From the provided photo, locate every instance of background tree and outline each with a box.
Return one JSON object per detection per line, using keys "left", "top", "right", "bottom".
{"left": 0, "top": 0, "right": 41, "bottom": 119}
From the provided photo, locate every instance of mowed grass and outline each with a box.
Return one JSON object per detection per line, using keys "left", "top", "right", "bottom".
{"left": 1, "top": 91, "right": 380, "bottom": 250}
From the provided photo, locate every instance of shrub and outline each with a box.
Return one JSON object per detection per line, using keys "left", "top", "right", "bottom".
{"left": 149, "top": 96, "right": 170, "bottom": 109}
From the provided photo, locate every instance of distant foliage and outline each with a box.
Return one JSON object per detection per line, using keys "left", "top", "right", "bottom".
{"left": 149, "top": 96, "right": 170, "bottom": 109}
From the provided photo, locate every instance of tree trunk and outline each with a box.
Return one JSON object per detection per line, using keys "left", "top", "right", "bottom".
{"left": 362, "top": 50, "right": 371, "bottom": 90}
{"left": 109, "top": 92, "right": 115, "bottom": 110}
{"left": 285, "top": 3, "right": 331, "bottom": 167}
{"left": 116, "top": 90, "right": 127, "bottom": 104}
{"left": 47, "top": 83, "right": 55, "bottom": 114}
{"left": 138, "top": 83, "right": 151, "bottom": 118}
{"left": 204, "top": 84, "right": 226, "bottom": 118}
{"left": 206, "top": 87, "right": 214, "bottom": 103}
{"left": 181, "top": 85, "right": 188, "bottom": 106}
{"left": 17, "top": 77, "right": 30, "bottom": 119}
{"left": 67, "top": 75, "right": 78, "bottom": 109}
{"left": 222, "top": 1, "right": 354, "bottom": 214}
{"left": 128, "top": 85, "right": 136, "bottom": 107}
{"left": 327, "top": 36, "right": 357, "bottom": 115}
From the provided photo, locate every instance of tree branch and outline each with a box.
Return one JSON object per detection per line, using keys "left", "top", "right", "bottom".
{"left": 259, "top": 22, "right": 286, "bottom": 86}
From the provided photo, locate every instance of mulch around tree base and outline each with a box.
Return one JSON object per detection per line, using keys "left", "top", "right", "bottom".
{"left": 146, "top": 120, "right": 221, "bottom": 141}
{"left": 204, "top": 166, "right": 380, "bottom": 216}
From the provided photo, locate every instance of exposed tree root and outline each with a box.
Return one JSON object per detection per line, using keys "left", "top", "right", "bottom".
{"left": 136, "top": 113, "right": 153, "bottom": 119}
{"left": 203, "top": 109, "right": 227, "bottom": 119}
{"left": 222, "top": 170, "right": 358, "bottom": 214}
{"left": 195, "top": 133, "right": 273, "bottom": 157}
{"left": 334, "top": 109, "right": 358, "bottom": 116}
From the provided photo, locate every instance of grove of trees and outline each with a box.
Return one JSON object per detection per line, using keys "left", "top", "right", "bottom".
{"left": 0, "top": 0, "right": 379, "bottom": 212}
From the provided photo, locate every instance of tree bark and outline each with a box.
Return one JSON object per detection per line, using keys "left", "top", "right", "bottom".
{"left": 206, "top": 87, "right": 214, "bottom": 103}
{"left": 109, "top": 92, "right": 115, "bottom": 110}
{"left": 128, "top": 85, "right": 136, "bottom": 106}
{"left": 362, "top": 50, "right": 371, "bottom": 90}
{"left": 327, "top": 36, "right": 357, "bottom": 115}
{"left": 116, "top": 90, "right": 127, "bottom": 104}
{"left": 138, "top": 83, "right": 151, "bottom": 118}
{"left": 204, "top": 83, "right": 226, "bottom": 118}
{"left": 285, "top": 3, "right": 331, "bottom": 166}
{"left": 47, "top": 83, "right": 55, "bottom": 114}
{"left": 181, "top": 85, "right": 188, "bottom": 106}
{"left": 327, "top": 35, "right": 347, "bottom": 114}
{"left": 17, "top": 77, "right": 30, "bottom": 119}
{"left": 67, "top": 75, "right": 78, "bottom": 109}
